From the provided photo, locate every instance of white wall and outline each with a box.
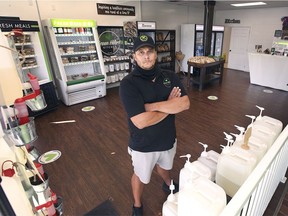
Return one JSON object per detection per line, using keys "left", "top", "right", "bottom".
{"left": 0, "top": 1, "right": 40, "bottom": 21}
{"left": 0, "top": 0, "right": 287, "bottom": 70}
{"left": 140, "top": 1, "right": 204, "bottom": 52}
{"left": 0, "top": 0, "right": 142, "bottom": 26}
{"left": 1, "top": 1, "right": 286, "bottom": 50}
{"left": 214, "top": 7, "right": 288, "bottom": 53}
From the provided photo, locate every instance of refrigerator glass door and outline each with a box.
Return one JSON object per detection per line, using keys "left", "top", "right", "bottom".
{"left": 214, "top": 32, "right": 223, "bottom": 57}
{"left": 195, "top": 31, "right": 204, "bottom": 56}
{"left": 210, "top": 33, "right": 215, "bottom": 56}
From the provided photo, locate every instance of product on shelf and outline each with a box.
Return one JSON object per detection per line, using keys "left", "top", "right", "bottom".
{"left": 156, "top": 32, "right": 164, "bottom": 41}
{"left": 62, "top": 57, "right": 69, "bottom": 64}
{"left": 89, "top": 54, "right": 97, "bottom": 60}
{"left": 88, "top": 45, "right": 96, "bottom": 51}
{"left": 14, "top": 34, "right": 31, "bottom": 43}
{"left": 23, "top": 58, "right": 37, "bottom": 67}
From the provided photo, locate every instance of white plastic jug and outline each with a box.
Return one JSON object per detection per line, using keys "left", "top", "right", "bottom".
{"left": 252, "top": 124, "right": 278, "bottom": 148}
{"left": 162, "top": 180, "right": 178, "bottom": 216}
{"left": 215, "top": 145, "right": 257, "bottom": 197}
{"left": 162, "top": 194, "right": 178, "bottom": 216}
{"left": 233, "top": 135, "right": 268, "bottom": 163}
{"left": 197, "top": 142, "right": 219, "bottom": 182}
{"left": 254, "top": 105, "right": 283, "bottom": 135}
{"left": 246, "top": 111, "right": 281, "bottom": 148}
{"left": 179, "top": 154, "right": 211, "bottom": 191}
{"left": 254, "top": 116, "right": 283, "bottom": 136}
{"left": 178, "top": 176, "right": 227, "bottom": 216}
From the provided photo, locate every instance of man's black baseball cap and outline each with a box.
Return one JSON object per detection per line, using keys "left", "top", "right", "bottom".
{"left": 133, "top": 35, "right": 155, "bottom": 52}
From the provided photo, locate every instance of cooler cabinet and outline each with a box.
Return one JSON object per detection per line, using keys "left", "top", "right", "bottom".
{"left": 42, "top": 18, "right": 106, "bottom": 106}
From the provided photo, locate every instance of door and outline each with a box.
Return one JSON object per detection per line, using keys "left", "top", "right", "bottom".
{"left": 228, "top": 27, "right": 250, "bottom": 72}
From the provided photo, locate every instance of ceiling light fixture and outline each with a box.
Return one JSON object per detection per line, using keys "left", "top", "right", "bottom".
{"left": 231, "top": 2, "right": 267, "bottom": 7}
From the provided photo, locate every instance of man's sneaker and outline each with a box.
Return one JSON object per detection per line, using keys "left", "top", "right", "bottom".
{"left": 132, "top": 204, "right": 143, "bottom": 216}
{"left": 162, "top": 181, "right": 179, "bottom": 194}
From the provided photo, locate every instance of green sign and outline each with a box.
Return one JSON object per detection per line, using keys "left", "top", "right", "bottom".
{"left": 276, "top": 41, "right": 288, "bottom": 45}
{"left": 38, "top": 150, "right": 61, "bottom": 164}
{"left": 51, "top": 19, "right": 96, "bottom": 28}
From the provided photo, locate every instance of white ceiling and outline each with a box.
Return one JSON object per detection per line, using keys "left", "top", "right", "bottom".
{"left": 147, "top": 1, "right": 288, "bottom": 10}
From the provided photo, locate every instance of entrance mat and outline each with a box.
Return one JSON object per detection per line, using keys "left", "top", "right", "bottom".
{"left": 84, "top": 200, "right": 119, "bottom": 216}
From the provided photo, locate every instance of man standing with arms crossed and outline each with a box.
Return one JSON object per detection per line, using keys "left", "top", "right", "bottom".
{"left": 119, "top": 35, "right": 190, "bottom": 216}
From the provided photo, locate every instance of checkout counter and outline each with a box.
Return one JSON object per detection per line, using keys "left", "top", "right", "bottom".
{"left": 248, "top": 53, "right": 288, "bottom": 91}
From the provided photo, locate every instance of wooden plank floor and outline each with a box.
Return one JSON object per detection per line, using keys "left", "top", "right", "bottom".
{"left": 32, "top": 69, "right": 288, "bottom": 215}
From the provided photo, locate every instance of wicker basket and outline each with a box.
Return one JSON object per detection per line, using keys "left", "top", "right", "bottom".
{"left": 176, "top": 51, "right": 185, "bottom": 61}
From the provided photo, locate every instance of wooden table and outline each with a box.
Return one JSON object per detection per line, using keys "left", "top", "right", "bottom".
{"left": 187, "top": 60, "right": 225, "bottom": 91}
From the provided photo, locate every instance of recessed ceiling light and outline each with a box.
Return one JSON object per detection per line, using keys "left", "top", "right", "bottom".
{"left": 231, "top": 2, "right": 267, "bottom": 7}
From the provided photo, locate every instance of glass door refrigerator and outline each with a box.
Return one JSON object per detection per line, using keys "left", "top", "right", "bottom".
{"left": 194, "top": 24, "right": 224, "bottom": 57}
{"left": 42, "top": 19, "right": 106, "bottom": 106}
{"left": 181, "top": 24, "right": 224, "bottom": 73}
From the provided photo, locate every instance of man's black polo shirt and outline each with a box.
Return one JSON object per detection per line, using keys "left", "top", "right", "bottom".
{"left": 119, "top": 67, "right": 187, "bottom": 152}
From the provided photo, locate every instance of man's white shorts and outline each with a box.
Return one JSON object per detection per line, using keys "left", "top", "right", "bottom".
{"left": 128, "top": 140, "right": 177, "bottom": 184}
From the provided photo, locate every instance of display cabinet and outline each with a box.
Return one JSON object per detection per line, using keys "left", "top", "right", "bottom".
{"left": 98, "top": 26, "right": 131, "bottom": 89}
{"left": 155, "top": 30, "right": 176, "bottom": 71}
{"left": 0, "top": 19, "right": 58, "bottom": 115}
{"left": 42, "top": 19, "right": 106, "bottom": 106}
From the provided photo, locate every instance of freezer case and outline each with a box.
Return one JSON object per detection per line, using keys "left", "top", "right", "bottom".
{"left": 42, "top": 18, "right": 106, "bottom": 106}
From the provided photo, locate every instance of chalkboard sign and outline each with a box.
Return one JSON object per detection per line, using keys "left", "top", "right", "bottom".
{"left": 0, "top": 19, "right": 39, "bottom": 32}
{"left": 97, "top": 3, "right": 135, "bottom": 16}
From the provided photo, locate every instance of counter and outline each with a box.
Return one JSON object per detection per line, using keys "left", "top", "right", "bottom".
{"left": 248, "top": 53, "right": 288, "bottom": 91}
{"left": 187, "top": 59, "right": 225, "bottom": 91}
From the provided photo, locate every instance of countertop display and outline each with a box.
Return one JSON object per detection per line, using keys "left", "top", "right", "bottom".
{"left": 248, "top": 53, "right": 288, "bottom": 91}
{"left": 187, "top": 58, "right": 225, "bottom": 91}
